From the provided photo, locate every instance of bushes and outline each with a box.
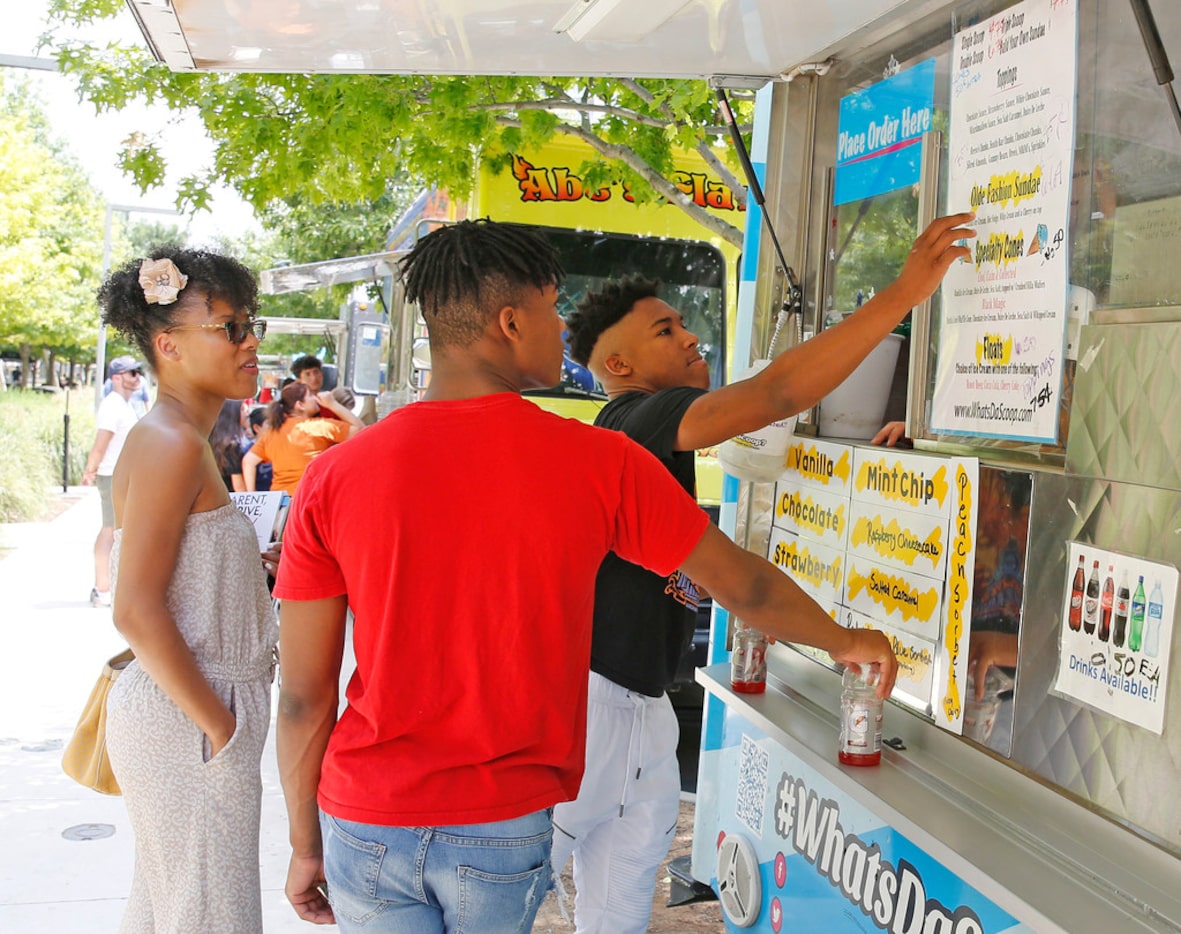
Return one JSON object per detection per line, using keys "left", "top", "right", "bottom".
{"left": 0, "top": 390, "right": 96, "bottom": 521}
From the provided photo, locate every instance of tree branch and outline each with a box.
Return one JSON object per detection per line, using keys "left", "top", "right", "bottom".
{"left": 476, "top": 99, "right": 668, "bottom": 129}
{"left": 617, "top": 79, "right": 746, "bottom": 208}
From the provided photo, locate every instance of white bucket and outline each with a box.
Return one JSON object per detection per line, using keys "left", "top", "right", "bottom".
{"left": 817, "top": 333, "right": 904, "bottom": 441}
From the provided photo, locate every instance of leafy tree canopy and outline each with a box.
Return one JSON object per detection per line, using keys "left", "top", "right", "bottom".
{"left": 46, "top": 0, "right": 752, "bottom": 247}
{"left": 0, "top": 76, "right": 107, "bottom": 367}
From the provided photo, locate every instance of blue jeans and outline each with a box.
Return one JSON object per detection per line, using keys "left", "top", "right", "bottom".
{"left": 320, "top": 808, "right": 554, "bottom": 933}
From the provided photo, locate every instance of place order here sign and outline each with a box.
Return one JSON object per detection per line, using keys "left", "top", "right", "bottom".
{"left": 767, "top": 438, "right": 978, "bottom": 734}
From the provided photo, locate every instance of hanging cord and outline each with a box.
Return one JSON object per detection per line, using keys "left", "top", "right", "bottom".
{"left": 714, "top": 86, "right": 803, "bottom": 358}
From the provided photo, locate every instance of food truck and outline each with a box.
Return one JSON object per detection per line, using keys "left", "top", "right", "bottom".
{"left": 126, "top": 0, "right": 1181, "bottom": 930}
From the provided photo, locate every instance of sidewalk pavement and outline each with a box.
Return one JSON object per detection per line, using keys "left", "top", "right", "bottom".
{"left": 0, "top": 489, "right": 336, "bottom": 932}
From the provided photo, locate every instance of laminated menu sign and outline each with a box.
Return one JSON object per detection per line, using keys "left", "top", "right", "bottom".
{"left": 844, "top": 555, "right": 944, "bottom": 641}
{"left": 772, "top": 483, "right": 850, "bottom": 552}
{"left": 780, "top": 438, "right": 854, "bottom": 495}
{"left": 768, "top": 527, "right": 845, "bottom": 608}
{"left": 847, "top": 499, "right": 948, "bottom": 579}
{"left": 769, "top": 441, "right": 979, "bottom": 732}
{"left": 1053, "top": 543, "right": 1177, "bottom": 734}
{"left": 931, "top": 0, "right": 1078, "bottom": 442}
{"left": 841, "top": 606, "right": 937, "bottom": 713}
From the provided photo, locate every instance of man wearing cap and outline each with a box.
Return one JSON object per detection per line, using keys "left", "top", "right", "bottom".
{"left": 82, "top": 356, "right": 145, "bottom": 607}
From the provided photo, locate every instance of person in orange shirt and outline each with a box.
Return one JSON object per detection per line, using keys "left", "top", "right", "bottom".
{"left": 243, "top": 381, "right": 363, "bottom": 494}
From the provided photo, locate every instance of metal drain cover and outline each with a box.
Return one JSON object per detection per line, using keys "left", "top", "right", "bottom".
{"left": 62, "top": 823, "right": 116, "bottom": 841}
{"left": 21, "top": 739, "right": 63, "bottom": 753}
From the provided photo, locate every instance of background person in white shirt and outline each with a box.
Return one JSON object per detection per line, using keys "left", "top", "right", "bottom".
{"left": 82, "top": 355, "right": 144, "bottom": 606}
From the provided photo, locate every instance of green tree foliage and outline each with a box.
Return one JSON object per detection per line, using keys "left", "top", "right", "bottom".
{"left": 831, "top": 186, "right": 919, "bottom": 313}
{"left": 0, "top": 76, "right": 108, "bottom": 381}
{"left": 46, "top": 2, "right": 751, "bottom": 246}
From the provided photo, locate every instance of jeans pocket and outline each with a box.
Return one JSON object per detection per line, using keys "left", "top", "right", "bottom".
{"left": 321, "top": 814, "right": 389, "bottom": 926}
{"left": 455, "top": 861, "right": 551, "bottom": 934}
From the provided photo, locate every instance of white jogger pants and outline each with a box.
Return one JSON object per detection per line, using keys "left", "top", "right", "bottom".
{"left": 551, "top": 670, "right": 682, "bottom": 934}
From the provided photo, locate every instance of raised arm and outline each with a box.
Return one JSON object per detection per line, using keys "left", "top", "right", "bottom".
{"left": 317, "top": 391, "right": 365, "bottom": 437}
{"left": 675, "top": 212, "right": 976, "bottom": 452}
{"left": 679, "top": 524, "right": 898, "bottom": 697}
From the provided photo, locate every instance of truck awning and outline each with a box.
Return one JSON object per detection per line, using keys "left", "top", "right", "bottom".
{"left": 126, "top": 0, "right": 915, "bottom": 79}
{"left": 261, "top": 252, "right": 404, "bottom": 295}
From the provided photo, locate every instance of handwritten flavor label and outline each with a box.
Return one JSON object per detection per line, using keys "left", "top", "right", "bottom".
{"left": 848, "top": 499, "right": 948, "bottom": 578}
{"left": 852, "top": 447, "right": 953, "bottom": 517}
{"left": 782, "top": 439, "right": 854, "bottom": 495}
{"left": 772, "top": 482, "right": 850, "bottom": 551}
{"left": 845, "top": 556, "right": 944, "bottom": 642}
{"left": 939, "top": 459, "right": 978, "bottom": 733}
{"left": 768, "top": 527, "right": 845, "bottom": 607}
{"left": 932, "top": 0, "right": 1078, "bottom": 442}
{"left": 842, "top": 607, "right": 937, "bottom": 714}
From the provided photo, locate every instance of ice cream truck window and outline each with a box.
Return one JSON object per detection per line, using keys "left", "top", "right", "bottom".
{"left": 805, "top": 0, "right": 1181, "bottom": 461}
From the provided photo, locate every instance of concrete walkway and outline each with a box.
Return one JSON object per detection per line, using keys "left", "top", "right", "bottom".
{"left": 0, "top": 489, "right": 335, "bottom": 932}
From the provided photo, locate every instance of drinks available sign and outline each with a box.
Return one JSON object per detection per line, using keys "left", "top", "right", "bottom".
{"left": 1053, "top": 542, "right": 1178, "bottom": 734}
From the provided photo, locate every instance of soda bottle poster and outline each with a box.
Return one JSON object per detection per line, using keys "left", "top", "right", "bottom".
{"left": 1053, "top": 542, "right": 1178, "bottom": 735}
{"left": 930, "top": 0, "right": 1078, "bottom": 442}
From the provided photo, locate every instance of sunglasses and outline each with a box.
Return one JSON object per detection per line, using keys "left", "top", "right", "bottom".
{"left": 122, "top": 369, "right": 142, "bottom": 377}
{"left": 165, "top": 319, "right": 268, "bottom": 344}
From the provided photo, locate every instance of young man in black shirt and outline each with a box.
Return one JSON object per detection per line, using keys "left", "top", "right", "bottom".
{"left": 554, "top": 211, "right": 974, "bottom": 932}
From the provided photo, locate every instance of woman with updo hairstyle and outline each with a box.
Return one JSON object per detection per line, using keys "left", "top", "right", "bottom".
{"left": 242, "top": 367, "right": 363, "bottom": 494}
{"left": 98, "top": 246, "right": 279, "bottom": 931}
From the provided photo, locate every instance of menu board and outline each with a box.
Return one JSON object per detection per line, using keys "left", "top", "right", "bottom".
{"left": 771, "top": 439, "right": 979, "bottom": 732}
{"left": 931, "top": 0, "right": 1079, "bottom": 442}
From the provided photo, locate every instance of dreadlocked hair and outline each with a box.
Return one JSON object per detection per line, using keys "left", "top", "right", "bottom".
{"left": 98, "top": 245, "right": 259, "bottom": 366}
{"left": 399, "top": 219, "right": 565, "bottom": 348}
{"left": 564, "top": 274, "right": 661, "bottom": 367}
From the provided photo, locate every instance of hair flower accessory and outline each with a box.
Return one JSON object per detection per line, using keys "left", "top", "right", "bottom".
{"left": 139, "top": 258, "right": 189, "bottom": 305}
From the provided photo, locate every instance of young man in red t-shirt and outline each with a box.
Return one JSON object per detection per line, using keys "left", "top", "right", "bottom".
{"left": 273, "top": 219, "right": 900, "bottom": 934}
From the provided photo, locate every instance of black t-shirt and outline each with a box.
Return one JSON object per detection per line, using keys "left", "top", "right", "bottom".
{"left": 220, "top": 444, "right": 243, "bottom": 492}
{"left": 591, "top": 387, "right": 707, "bottom": 696}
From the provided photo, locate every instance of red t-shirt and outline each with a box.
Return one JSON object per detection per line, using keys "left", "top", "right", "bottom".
{"left": 274, "top": 393, "right": 708, "bottom": 827}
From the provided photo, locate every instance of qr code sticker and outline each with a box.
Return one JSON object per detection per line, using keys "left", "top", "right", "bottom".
{"left": 735, "top": 734, "right": 769, "bottom": 837}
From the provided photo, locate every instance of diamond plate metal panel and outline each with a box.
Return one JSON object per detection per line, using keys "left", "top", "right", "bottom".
{"left": 1067, "top": 322, "right": 1181, "bottom": 490}
{"left": 1011, "top": 472, "right": 1181, "bottom": 855}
